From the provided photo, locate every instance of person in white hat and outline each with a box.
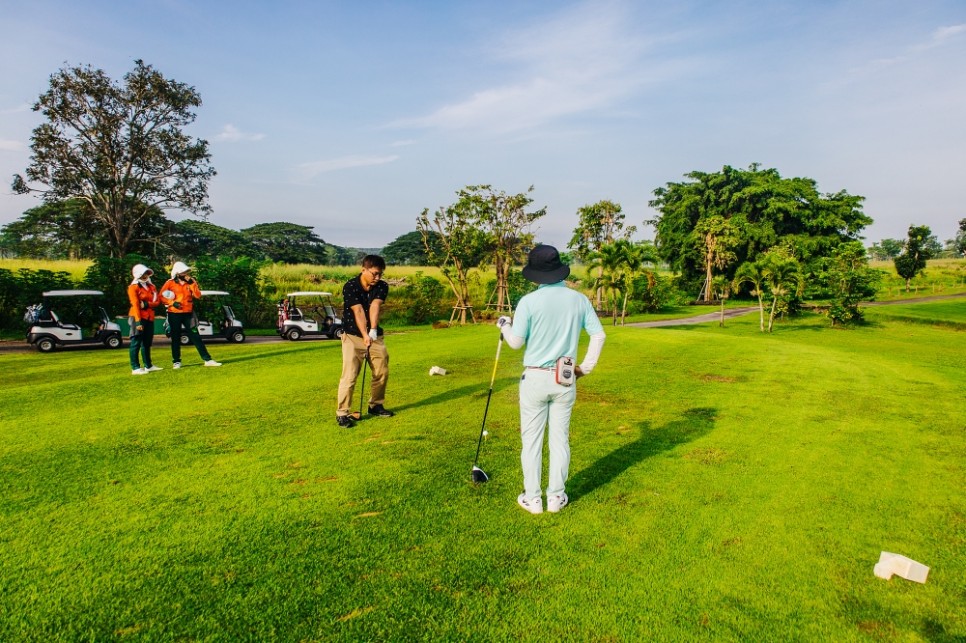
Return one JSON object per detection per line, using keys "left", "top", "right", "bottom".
{"left": 127, "top": 264, "right": 162, "bottom": 375}
{"left": 497, "top": 244, "right": 605, "bottom": 515}
{"left": 159, "top": 261, "right": 221, "bottom": 369}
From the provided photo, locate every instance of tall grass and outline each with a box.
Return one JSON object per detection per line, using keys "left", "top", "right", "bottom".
{"left": 0, "top": 302, "right": 963, "bottom": 639}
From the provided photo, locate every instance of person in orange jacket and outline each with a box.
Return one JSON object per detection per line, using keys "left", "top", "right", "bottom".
{"left": 127, "top": 264, "right": 163, "bottom": 375}
{"left": 159, "top": 261, "right": 221, "bottom": 369}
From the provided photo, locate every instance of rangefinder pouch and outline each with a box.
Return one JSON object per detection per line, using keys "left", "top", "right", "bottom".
{"left": 555, "top": 356, "right": 575, "bottom": 386}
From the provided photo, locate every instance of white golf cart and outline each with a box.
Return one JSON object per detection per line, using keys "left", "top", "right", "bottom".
{"left": 276, "top": 291, "right": 344, "bottom": 340}
{"left": 164, "top": 290, "right": 246, "bottom": 344}
{"left": 25, "top": 290, "right": 124, "bottom": 353}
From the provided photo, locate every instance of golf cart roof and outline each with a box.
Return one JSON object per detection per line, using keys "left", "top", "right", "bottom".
{"left": 286, "top": 291, "right": 333, "bottom": 297}
{"left": 42, "top": 290, "right": 105, "bottom": 297}
{"left": 201, "top": 290, "right": 231, "bottom": 296}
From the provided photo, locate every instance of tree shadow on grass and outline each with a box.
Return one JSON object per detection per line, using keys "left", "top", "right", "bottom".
{"left": 568, "top": 407, "right": 717, "bottom": 503}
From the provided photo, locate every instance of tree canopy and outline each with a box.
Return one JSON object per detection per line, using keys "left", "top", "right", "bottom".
{"left": 894, "top": 225, "right": 934, "bottom": 290}
{"left": 12, "top": 60, "right": 216, "bottom": 257}
{"left": 381, "top": 230, "right": 438, "bottom": 266}
{"left": 648, "top": 164, "right": 871, "bottom": 296}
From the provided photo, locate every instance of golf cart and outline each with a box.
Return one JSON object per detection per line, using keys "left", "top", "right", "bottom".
{"left": 25, "top": 290, "right": 124, "bottom": 353}
{"left": 277, "top": 291, "right": 343, "bottom": 340}
{"left": 164, "top": 290, "right": 246, "bottom": 344}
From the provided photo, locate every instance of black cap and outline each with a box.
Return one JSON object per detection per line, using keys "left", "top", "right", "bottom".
{"left": 521, "top": 245, "right": 570, "bottom": 284}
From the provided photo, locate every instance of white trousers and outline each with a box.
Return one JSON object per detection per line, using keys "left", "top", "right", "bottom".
{"left": 519, "top": 368, "right": 577, "bottom": 499}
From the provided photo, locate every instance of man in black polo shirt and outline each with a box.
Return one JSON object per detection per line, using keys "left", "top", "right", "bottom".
{"left": 336, "top": 254, "right": 393, "bottom": 427}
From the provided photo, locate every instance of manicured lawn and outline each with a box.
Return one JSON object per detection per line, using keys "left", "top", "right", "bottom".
{"left": 1, "top": 309, "right": 963, "bottom": 640}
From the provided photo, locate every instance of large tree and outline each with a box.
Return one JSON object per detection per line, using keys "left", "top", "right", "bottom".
{"left": 955, "top": 219, "right": 966, "bottom": 257}
{"left": 416, "top": 204, "right": 487, "bottom": 324}
{"left": 893, "top": 225, "right": 934, "bottom": 291}
{"left": 458, "top": 185, "right": 545, "bottom": 312}
{"left": 0, "top": 199, "right": 101, "bottom": 259}
{"left": 166, "top": 219, "right": 256, "bottom": 262}
{"left": 569, "top": 199, "right": 636, "bottom": 309}
{"left": 648, "top": 164, "right": 870, "bottom": 297}
{"left": 241, "top": 222, "right": 329, "bottom": 264}
{"left": 12, "top": 60, "right": 215, "bottom": 257}
{"left": 382, "top": 230, "right": 437, "bottom": 266}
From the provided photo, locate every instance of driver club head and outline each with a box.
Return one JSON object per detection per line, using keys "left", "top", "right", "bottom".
{"left": 471, "top": 466, "right": 489, "bottom": 484}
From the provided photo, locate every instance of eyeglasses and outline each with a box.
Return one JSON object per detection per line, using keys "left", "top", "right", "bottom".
{"left": 369, "top": 269, "right": 383, "bottom": 278}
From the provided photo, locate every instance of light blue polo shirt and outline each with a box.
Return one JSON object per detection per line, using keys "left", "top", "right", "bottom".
{"left": 509, "top": 281, "right": 604, "bottom": 368}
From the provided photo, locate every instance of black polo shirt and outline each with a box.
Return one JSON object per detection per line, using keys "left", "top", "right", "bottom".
{"left": 342, "top": 274, "right": 389, "bottom": 337}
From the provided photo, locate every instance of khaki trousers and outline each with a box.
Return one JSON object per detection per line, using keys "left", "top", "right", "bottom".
{"left": 337, "top": 333, "right": 389, "bottom": 416}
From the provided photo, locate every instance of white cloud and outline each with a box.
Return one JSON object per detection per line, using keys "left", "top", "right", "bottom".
{"left": 394, "top": 1, "right": 676, "bottom": 135}
{"left": 215, "top": 124, "right": 265, "bottom": 142}
{"left": 293, "top": 154, "right": 399, "bottom": 182}
{"left": 932, "top": 23, "right": 966, "bottom": 44}
{"left": 0, "top": 139, "right": 26, "bottom": 152}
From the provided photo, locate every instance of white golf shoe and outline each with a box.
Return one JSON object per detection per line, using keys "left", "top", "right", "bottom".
{"left": 146, "top": 366, "right": 163, "bottom": 372}
{"left": 204, "top": 360, "right": 222, "bottom": 367}
{"left": 517, "top": 493, "right": 543, "bottom": 515}
{"left": 172, "top": 362, "right": 181, "bottom": 370}
{"left": 547, "top": 493, "right": 569, "bottom": 513}
{"left": 132, "top": 368, "right": 148, "bottom": 375}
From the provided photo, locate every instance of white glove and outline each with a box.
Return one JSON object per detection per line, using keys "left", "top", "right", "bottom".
{"left": 368, "top": 328, "right": 378, "bottom": 341}
{"left": 497, "top": 316, "right": 512, "bottom": 328}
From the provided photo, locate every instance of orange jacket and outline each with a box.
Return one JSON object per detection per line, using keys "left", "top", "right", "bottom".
{"left": 127, "top": 282, "right": 160, "bottom": 321}
{"left": 159, "top": 277, "right": 202, "bottom": 313}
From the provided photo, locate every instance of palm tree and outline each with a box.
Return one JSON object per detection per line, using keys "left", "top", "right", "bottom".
{"left": 733, "top": 260, "right": 767, "bottom": 332}
{"left": 761, "top": 254, "right": 804, "bottom": 332}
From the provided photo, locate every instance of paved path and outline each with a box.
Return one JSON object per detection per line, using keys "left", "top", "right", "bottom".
{"left": 626, "top": 293, "right": 966, "bottom": 329}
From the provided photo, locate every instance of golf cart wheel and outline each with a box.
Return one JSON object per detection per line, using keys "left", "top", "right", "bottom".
{"left": 105, "top": 334, "right": 123, "bottom": 349}
{"left": 230, "top": 330, "right": 245, "bottom": 343}
{"left": 180, "top": 335, "right": 190, "bottom": 345}
{"left": 286, "top": 328, "right": 302, "bottom": 341}
{"left": 333, "top": 327, "right": 344, "bottom": 339}
{"left": 36, "top": 337, "right": 56, "bottom": 353}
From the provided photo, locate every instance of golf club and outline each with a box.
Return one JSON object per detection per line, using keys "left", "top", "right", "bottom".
{"left": 350, "top": 350, "right": 369, "bottom": 420}
{"left": 471, "top": 330, "right": 503, "bottom": 483}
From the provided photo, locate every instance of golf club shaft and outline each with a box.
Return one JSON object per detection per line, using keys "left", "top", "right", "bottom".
{"left": 473, "top": 332, "right": 503, "bottom": 466}
{"left": 357, "top": 349, "right": 369, "bottom": 417}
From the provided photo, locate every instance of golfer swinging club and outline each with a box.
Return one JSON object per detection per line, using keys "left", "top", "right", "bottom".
{"left": 336, "top": 254, "right": 393, "bottom": 427}
{"left": 498, "top": 245, "right": 605, "bottom": 514}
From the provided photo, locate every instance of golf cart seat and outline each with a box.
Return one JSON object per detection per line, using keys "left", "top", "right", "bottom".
{"left": 48, "top": 310, "right": 80, "bottom": 330}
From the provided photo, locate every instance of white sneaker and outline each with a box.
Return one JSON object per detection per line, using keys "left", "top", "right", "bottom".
{"left": 517, "top": 493, "right": 543, "bottom": 515}
{"left": 547, "top": 493, "right": 569, "bottom": 513}
{"left": 132, "top": 368, "right": 148, "bottom": 375}
{"left": 172, "top": 362, "right": 181, "bottom": 370}
{"left": 204, "top": 360, "right": 222, "bottom": 367}
{"left": 146, "top": 366, "right": 163, "bottom": 372}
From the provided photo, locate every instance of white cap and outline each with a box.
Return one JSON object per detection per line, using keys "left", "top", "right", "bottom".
{"left": 170, "top": 261, "right": 192, "bottom": 278}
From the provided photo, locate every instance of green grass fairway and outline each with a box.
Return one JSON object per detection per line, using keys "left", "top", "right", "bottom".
{"left": 1, "top": 311, "right": 964, "bottom": 640}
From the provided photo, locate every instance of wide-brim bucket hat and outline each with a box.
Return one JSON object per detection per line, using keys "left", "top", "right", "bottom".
{"left": 521, "top": 245, "right": 570, "bottom": 284}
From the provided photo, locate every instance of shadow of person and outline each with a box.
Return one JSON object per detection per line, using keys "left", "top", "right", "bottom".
{"left": 567, "top": 407, "right": 717, "bottom": 503}
{"left": 390, "top": 376, "right": 518, "bottom": 414}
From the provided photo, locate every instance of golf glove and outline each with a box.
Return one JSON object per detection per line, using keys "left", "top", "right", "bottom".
{"left": 172, "top": 302, "right": 182, "bottom": 309}
{"left": 497, "top": 316, "right": 512, "bottom": 328}
{"left": 368, "top": 328, "right": 378, "bottom": 341}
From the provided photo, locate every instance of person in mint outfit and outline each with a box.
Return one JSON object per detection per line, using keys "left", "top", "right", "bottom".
{"left": 497, "top": 245, "right": 605, "bottom": 515}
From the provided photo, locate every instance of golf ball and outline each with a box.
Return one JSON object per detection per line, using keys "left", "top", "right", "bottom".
{"left": 482, "top": 430, "right": 488, "bottom": 437}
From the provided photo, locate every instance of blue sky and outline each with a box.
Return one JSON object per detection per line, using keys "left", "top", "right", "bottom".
{"left": 1, "top": 0, "right": 964, "bottom": 250}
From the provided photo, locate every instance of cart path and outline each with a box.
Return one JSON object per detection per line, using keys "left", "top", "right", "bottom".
{"left": 626, "top": 292, "right": 966, "bottom": 328}
{"left": 2, "top": 293, "right": 964, "bottom": 352}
